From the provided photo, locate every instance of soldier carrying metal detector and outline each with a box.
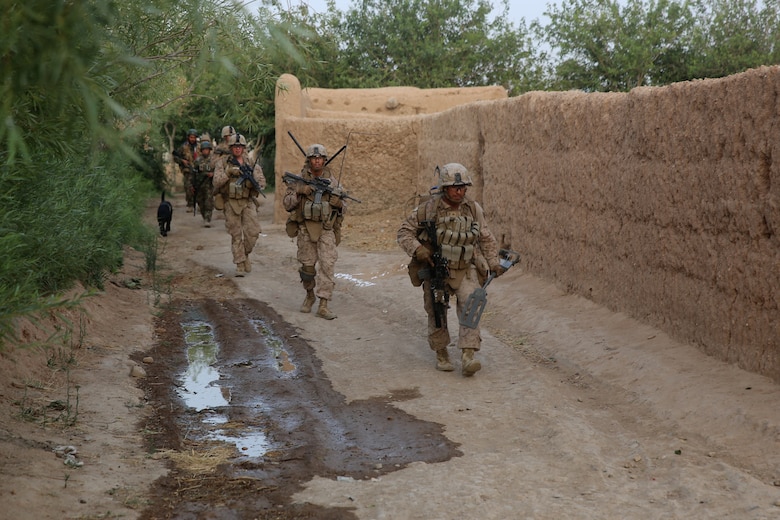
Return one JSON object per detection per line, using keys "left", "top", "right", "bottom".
{"left": 398, "top": 163, "right": 517, "bottom": 377}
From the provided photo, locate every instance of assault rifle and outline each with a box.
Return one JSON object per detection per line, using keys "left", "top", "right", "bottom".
{"left": 420, "top": 219, "right": 450, "bottom": 328}
{"left": 283, "top": 171, "right": 362, "bottom": 204}
{"left": 236, "top": 163, "right": 266, "bottom": 198}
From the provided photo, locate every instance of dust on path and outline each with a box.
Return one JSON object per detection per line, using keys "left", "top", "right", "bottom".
{"left": 2, "top": 191, "right": 779, "bottom": 520}
{"left": 153, "top": 193, "right": 780, "bottom": 519}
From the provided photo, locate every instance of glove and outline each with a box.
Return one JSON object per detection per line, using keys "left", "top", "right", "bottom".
{"left": 296, "top": 183, "right": 313, "bottom": 196}
{"left": 489, "top": 263, "right": 506, "bottom": 277}
{"left": 415, "top": 245, "right": 433, "bottom": 266}
{"left": 329, "top": 196, "right": 343, "bottom": 209}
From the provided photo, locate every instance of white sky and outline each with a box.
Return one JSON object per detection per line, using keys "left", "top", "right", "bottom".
{"left": 291, "top": 0, "right": 557, "bottom": 27}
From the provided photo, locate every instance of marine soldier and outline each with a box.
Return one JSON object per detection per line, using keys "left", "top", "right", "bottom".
{"left": 282, "top": 144, "right": 346, "bottom": 320}
{"left": 192, "top": 140, "right": 215, "bottom": 227}
{"left": 212, "top": 133, "right": 266, "bottom": 277}
{"left": 397, "top": 163, "right": 505, "bottom": 376}
{"left": 173, "top": 128, "right": 199, "bottom": 209}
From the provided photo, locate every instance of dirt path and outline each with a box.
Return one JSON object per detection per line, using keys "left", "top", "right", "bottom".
{"left": 3, "top": 192, "right": 780, "bottom": 519}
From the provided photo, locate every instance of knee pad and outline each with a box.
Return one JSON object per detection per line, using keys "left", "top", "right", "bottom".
{"left": 299, "top": 266, "right": 316, "bottom": 282}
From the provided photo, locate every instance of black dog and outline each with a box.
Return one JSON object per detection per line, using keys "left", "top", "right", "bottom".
{"left": 157, "top": 191, "right": 173, "bottom": 236}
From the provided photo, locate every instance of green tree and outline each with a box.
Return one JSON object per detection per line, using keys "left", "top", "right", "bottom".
{"left": 327, "top": 0, "right": 545, "bottom": 95}
{"left": 687, "top": 0, "right": 780, "bottom": 79}
{"left": 544, "top": 0, "right": 696, "bottom": 92}
{"left": 0, "top": 0, "right": 282, "bottom": 346}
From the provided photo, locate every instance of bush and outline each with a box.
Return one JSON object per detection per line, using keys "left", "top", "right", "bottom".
{"left": 0, "top": 149, "right": 155, "bottom": 347}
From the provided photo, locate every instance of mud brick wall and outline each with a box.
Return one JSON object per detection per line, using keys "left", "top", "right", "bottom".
{"left": 275, "top": 68, "right": 780, "bottom": 382}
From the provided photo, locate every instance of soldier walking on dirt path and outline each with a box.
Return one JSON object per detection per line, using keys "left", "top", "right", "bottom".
{"left": 192, "top": 140, "right": 215, "bottom": 227}
{"left": 173, "top": 128, "right": 199, "bottom": 210}
{"left": 212, "top": 133, "right": 266, "bottom": 277}
{"left": 282, "top": 144, "right": 346, "bottom": 320}
{"left": 397, "top": 163, "right": 505, "bottom": 376}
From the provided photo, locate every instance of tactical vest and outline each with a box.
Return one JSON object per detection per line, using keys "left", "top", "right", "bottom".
{"left": 224, "top": 158, "right": 253, "bottom": 200}
{"left": 417, "top": 195, "right": 480, "bottom": 270}
{"left": 194, "top": 158, "right": 214, "bottom": 185}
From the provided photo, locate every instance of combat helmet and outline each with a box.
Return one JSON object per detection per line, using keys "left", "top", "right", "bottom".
{"left": 221, "top": 125, "right": 236, "bottom": 138}
{"left": 229, "top": 133, "right": 247, "bottom": 147}
{"left": 187, "top": 128, "right": 198, "bottom": 136}
{"left": 200, "top": 140, "right": 212, "bottom": 150}
{"left": 306, "top": 144, "right": 327, "bottom": 159}
{"left": 438, "top": 163, "right": 473, "bottom": 187}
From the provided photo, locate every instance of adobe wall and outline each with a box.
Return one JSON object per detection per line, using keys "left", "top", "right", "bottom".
{"left": 274, "top": 68, "right": 780, "bottom": 382}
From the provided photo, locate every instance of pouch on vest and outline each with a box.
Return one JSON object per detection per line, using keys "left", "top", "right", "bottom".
{"left": 285, "top": 217, "right": 299, "bottom": 238}
{"left": 213, "top": 193, "right": 225, "bottom": 210}
{"left": 303, "top": 220, "right": 323, "bottom": 242}
{"left": 407, "top": 257, "right": 425, "bottom": 287}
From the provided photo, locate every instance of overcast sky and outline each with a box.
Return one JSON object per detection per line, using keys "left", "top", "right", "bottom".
{"left": 293, "top": 0, "right": 557, "bottom": 27}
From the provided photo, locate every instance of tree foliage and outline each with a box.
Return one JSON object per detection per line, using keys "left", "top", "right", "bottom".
{"left": 541, "top": 0, "right": 779, "bottom": 92}
{"left": 325, "top": 0, "right": 545, "bottom": 95}
{"left": 0, "top": 0, "right": 282, "bottom": 346}
{"left": 687, "top": 0, "right": 780, "bottom": 79}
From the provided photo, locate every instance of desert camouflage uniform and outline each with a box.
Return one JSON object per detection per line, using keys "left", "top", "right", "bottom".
{"left": 212, "top": 151, "right": 265, "bottom": 273}
{"left": 192, "top": 146, "right": 215, "bottom": 224}
{"left": 397, "top": 164, "right": 501, "bottom": 377}
{"left": 173, "top": 131, "right": 199, "bottom": 208}
{"left": 282, "top": 160, "right": 345, "bottom": 302}
{"left": 398, "top": 194, "right": 499, "bottom": 352}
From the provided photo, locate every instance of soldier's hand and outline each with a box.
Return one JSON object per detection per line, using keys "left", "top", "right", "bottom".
{"left": 329, "top": 196, "right": 343, "bottom": 209}
{"left": 296, "top": 183, "right": 313, "bottom": 196}
{"left": 489, "top": 263, "right": 506, "bottom": 277}
{"left": 415, "top": 245, "right": 434, "bottom": 266}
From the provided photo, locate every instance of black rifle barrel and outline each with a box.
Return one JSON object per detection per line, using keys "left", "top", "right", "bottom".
{"left": 287, "top": 131, "right": 306, "bottom": 157}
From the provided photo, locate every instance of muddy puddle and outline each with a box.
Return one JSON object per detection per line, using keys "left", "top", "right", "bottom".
{"left": 135, "top": 298, "right": 461, "bottom": 519}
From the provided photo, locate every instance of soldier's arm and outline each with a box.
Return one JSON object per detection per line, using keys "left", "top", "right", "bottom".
{"left": 212, "top": 157, "right": 228, "bottom": 190}
{"left": 474, "top": 201, "right": 500, "bottom": 268}
{"left": 252, "top": 162, "right": 266, "bottom": 191}
{"left": 282, "top": 179, "right": 300, "bottom": 212}
{"left": 397, "top": 212, "right": 423, "bottom": 258}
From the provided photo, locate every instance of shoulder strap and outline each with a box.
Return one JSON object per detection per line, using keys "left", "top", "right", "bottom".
{"left": 415, "top": 194, "right": 440, "bottom": 224}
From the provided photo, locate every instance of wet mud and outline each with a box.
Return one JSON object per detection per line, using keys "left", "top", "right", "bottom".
{"left": 134, "top": 298, "right": 461, "bottom": 519}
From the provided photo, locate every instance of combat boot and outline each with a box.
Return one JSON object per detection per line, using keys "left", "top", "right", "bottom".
{"left": 435, "top": 349, "right": 454, "bottom": 372}
{"left": 244, "top": 257, "right": 252, "bottom": 273}
{"left": 316, "top": 299, "right": 337, "bottom": 320}
{"left": 300, "top": 290, "right": 316, "bottom": 313}
{"left": 461, "top": 348, "right": 481, "bottom": 377}
{"left": 235, "top": 263, "right": 245, "bottom": 277}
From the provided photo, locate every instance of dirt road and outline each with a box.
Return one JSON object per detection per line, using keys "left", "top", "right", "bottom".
{"left": 3, "top": 192, "right": 780, "bottom": 519}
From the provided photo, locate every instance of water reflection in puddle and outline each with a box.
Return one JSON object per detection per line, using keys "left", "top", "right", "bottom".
{"left": 200, "top": 413, "right": 270, "bottom": 457}
{"left": 177, "top": 320, "right": 275, "bottom": 457}
{"left": 250, "top": 319, "right": 296, "bottom": 373}
{"left": 177, "top": 321, "right": 228, "bottom": 411}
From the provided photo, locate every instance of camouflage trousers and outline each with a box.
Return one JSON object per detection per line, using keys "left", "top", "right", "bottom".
{"left": 423, "top": 266, "right": 481, "bottom": 351}
{"left": 297, "top": 224, "right": 338, "bottom": 300}
{"left": 182, "top": 168, "right": 194, "bottom": 207}
{"left": 195, "top": 181, "right": 213, "bottom": 222}
{"left": 223, "top": 199, "right": 260, "bottom": 265}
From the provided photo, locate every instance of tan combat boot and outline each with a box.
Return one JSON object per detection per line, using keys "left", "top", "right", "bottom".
{"left": 461, "top": 348, "right": 482, "bottom": 377}
{"left": 435, "top": 349, "right": 454, "bottom": 372}
{"left": 300, "top": 290, "right": 316, "bottom": 313}
{"left": 316, "top": 299, "right": 337, "bottom": 320}
{"left": 235, "top": 263, "right": 245, "bottom": 277}
{"left": 244, "top": 257, "right": 252, "bottom": 273}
